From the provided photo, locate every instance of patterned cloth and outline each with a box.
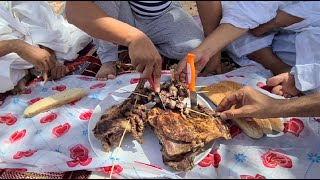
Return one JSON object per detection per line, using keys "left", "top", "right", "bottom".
{"left": 0, "top": 64, "right": 319, "bottom": 179}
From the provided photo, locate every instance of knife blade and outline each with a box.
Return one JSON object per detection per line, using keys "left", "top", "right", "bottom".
{"left": 148, "top": 77, "right": 166, "bottom": 110}
{"left": 186, "top": 53, "right": 197, "bottom": 110}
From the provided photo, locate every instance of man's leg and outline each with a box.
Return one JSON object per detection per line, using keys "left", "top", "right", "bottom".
{"left": 93, "top": 1, "right": 135, "bottom": 80}
{"left": 248, "top": 47, "right": 292, "bottom": 75}
{"left": 139, "top": 2, "right": 204, "bottom": 61}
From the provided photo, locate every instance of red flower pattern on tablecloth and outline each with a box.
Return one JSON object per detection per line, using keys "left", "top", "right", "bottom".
{"left": 0, "top": 114, "right": 17, "bottom": 126}
{"left": 28, "top": 97, "right": 44, "bottom": 105}
{"left": 198, "top": 149, "right": 221, "bottom": 168}
{"left": 97, "top": 165, "right": 124, "bottom": 175}
{"left": 13, "top": 150, "right": 37, "bottom": 160}
{"left": 52, "top": 123, "right": 71, "bottom": 137}
{"left": 261, "top": 150, "right": 293, "bottom": 168}
{"left": 66, "top": 144, "right": 92, "bottom": 168}
{"left": 40, "top": 113, "right": 58, "bottom": 124}
{"left": 283, "top": 118, "right": 304, "bottom": 137}
{"left": 240, "top": 174, "right": 266, "bottom": 179}
{"left": 52, "top": 85, "right": 67, "bottom": 92}
{"left": 8, "top": 130, "right": 26, "bottom": 144}
{"left": 130, "top": 78, "right": 140, "bottom": 84}
{"left": 90, "top": 83, "right": 106, "bottom": 89}
{"left": 79, "top": 110, "right": 93, "bottom": 121}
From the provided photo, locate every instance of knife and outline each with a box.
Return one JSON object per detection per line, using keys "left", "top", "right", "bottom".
{"left": 186, "top": 53, "right": 197, "bottom": 110}
{"left": 148, "top": 76, "right": 166, "bottom": 110}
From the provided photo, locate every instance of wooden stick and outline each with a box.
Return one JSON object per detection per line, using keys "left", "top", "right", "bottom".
{"left": 109, "top": 98, "right": 138, "bottom": 179}
{"left": 118, "top": 88, "right": 149, "bottom": 98}
{"left": 187, "top": 108, "right": 210, "bottom": 117}
{"left": 195, "top": 85, "right": 207, "bottom": 88}
{"left": 108, "top": 119, "right": 130, "bottom": 179}
{"left": 196, "top": 91, "right": 209, "bottom": 94}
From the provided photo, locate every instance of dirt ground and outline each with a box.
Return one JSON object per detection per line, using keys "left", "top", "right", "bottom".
{"left": 48, "top": 1, "right": 199, "bottom": 16}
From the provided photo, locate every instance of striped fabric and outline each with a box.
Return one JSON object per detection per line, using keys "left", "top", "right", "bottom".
{"left": 128, "top": 1, "right": 172, "bottom": 17}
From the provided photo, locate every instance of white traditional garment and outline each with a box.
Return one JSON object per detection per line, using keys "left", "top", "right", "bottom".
{"left": 221, "top": 1, "right": 320, "bottom": 93}
{"left": 0, "top": 1, "right": 92, "bottom": 93}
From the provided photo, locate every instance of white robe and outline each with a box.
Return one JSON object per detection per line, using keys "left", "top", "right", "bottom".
{"left": 221, "top": 1, "right": 320, "bottom": 93}
{"left": 0, "top": 1, "right": 92, "bottom": 93}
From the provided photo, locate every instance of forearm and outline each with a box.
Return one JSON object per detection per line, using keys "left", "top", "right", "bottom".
{"left": 273, "top": 93, "right": 320, "bottom": 117}
{"left": 65, "top": 1, "right": 144, "bottom": 47}
{"left": 196, "top": 1, "right": 222, "bottom": 37}
{"left": 198, "top": 23, "right": 248, "bottom": 58}
{"left": 0, "top": 39, "right": 22, "bottom": 57}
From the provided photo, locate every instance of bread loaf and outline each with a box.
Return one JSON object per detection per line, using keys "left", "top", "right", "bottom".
{"left": 24, "top": 88, "right": 88, "bottom": 118}
{"left": 268, "top": 118, "right": 284, "bottom": 132}
{"left": 255, "top": 119, "right": 273, "bottom": 134}
{"left": 201, "top": 80, "right": 284, "bottom": 139}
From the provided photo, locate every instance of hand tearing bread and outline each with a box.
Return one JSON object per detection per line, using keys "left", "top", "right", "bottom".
{"left": 24, "top": 88, "right": 88, "bottom": 118}
{"left": 201, "top": 81, "right": 284, "bottom": 139}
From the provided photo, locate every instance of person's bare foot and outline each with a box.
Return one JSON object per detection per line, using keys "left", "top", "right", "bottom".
{"left": 96, "top": 61, "right": 117, "bottom": 81}
{"left": 266, "top": 72, "right": 300, "bottom": 98}
{"left": 11, "top": 73, "right": 31, "bottom": 95}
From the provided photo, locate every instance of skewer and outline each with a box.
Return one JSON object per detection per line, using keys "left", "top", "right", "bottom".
{"left": 109, "top": 98, "right": 138, "bottom": 178}
{"left": 195, "top": 85, "right": 207, "bottom": 88}
{"left": 187, "top": 108, "right": 210, "bottom": 117}
{"left": 197, "top": 91, "right": 209, "bottom": 93}
{"left": 108, "top": 119, "right": 130, "bottom": 179}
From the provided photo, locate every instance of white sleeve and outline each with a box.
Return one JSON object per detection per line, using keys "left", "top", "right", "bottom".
{"left": 220, "top": 1, "right": 287, "bottom": 29}
{"left": 291, "top": 30, "right": 320, "bottom": 92}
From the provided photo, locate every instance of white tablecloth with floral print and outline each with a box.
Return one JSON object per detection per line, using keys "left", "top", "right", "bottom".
{"left": 0, "top": 64, "right": 319, "bottom": 179}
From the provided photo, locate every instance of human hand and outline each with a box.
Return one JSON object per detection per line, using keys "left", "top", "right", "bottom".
{"left": 128, "top": 33, "right": 162, "bottom": 92}
{"left": 14, "top": 40, "right": 56, "bottom": 71}
{"left": 48, "top": 61, "right": 69, "bottom": 81}
{"left": 175, "top": 47, "right": 211, "bottom": 83}
{"left": 216, "top": 86, "right": 278, "bottom": 120}
{"left": 199, "top": 52, "right": 222, "bottom": 76}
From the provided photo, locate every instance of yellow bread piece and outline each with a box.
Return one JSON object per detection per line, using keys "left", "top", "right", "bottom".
{"left": 268, "top": 118, "right": 284, "bottom": 132}
{"left": 201, "top": 81, "right": 264, "bottom": 139}
{"left": 24, "top": 88, "right": 88, "bottom": 118}
{"left": 254, "top": 119, "right": 273, "bottom": 134}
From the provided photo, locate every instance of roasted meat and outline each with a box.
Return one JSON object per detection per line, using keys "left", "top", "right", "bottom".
{"left": 93, "top": 80, "right": 148, "bottom": 152}
{"left": 93, "top": 79, "right": 231, "bottom": 171}
{"left": 147, "top": 105, "right": 231, "bottom": 171}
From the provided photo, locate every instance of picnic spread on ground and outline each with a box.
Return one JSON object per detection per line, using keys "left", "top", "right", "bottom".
{"left": 0, "top": 1, "right": 319, "bottom": 179}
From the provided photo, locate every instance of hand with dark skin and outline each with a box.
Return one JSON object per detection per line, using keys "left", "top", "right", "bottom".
{"left": 216, "top": 86, "right": 320, "bottom": 120}
{"left": 65, "top": 1, "right": 162, "bottom": 92}
{"left": 0, "top": 39, "right": 57, "bottom": 93}
{"left": 196, "top": 1, "right": 223, "bottom": 76}
{"left": 176, "top": 23, "right": 247, "bottom": 83}
{"left": 1, "top": 39, "right": 56, "bottom": 72}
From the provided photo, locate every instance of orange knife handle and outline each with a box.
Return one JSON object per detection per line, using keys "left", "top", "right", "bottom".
{"left": 187, "top": 53, "right": 196, "bottom": 92}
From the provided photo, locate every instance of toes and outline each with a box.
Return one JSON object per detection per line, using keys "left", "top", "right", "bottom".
{"left": 107, "top": 74, "right": 116, "bottom": 79}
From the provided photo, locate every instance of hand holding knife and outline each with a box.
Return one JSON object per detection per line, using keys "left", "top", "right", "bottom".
{"left": 148, "top": 75, "right": 166, "bottom": 110}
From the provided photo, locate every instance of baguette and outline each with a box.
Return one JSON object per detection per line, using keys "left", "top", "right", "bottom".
{"left": 24, "top": 88, "right": 88, "bottom": 118}
{"left": 232, "top": 118, "right": 264, "bottom": 139}
{"left": 254, "top": 119, "right": 273, "bottom": 134}
{"left": 268, "top": 118, "right": 284, "bottom": 132}
{"left": 201, "top": 81, "right": 264, "bottom": 139}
